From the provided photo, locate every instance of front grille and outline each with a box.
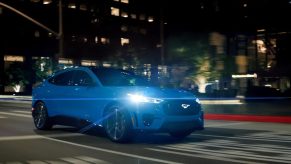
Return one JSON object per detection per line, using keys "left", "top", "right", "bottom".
{"left": 162, "top": 100, "right": 201, "bottom": 116}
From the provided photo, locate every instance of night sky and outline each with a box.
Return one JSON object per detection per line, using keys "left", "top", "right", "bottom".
{"left": 163, "top": 0, "right": 291, "bottom": 33}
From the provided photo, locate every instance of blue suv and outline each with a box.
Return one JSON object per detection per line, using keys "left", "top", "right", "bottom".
{"left": 32, "top": 67, "right": 204, "bottom": 142}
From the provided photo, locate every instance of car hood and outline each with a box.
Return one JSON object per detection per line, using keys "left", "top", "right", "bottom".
{"left": 117, "top": 86, "right": 196, "bottom": 99}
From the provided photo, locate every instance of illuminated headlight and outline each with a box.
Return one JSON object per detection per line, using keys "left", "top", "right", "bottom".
{"left": 128, "top": 94, "right": 163, "bottom": 104}
{"left": 195, "top": 98, "right": 201, "bottom": 104}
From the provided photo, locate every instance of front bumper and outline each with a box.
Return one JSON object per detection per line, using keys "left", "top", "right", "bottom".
{"left": 127, "top": 102, "right": 204, "bottom": 132}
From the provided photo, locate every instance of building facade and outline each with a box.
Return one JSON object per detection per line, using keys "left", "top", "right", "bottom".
{"left": 1, "top": 0, "right": 291, "bottom": 96}
{"left": 0, "top": 0, "right": 161, "bottom": 94}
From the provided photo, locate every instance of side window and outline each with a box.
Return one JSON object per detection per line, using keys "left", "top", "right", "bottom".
{"left": 48, "top": 71, "right": 74, "bottom": 86}
{"left": 73, "top": 70, "right": 94, "bottom": 86}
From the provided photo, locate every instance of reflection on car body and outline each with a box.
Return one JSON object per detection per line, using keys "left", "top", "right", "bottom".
{"left": 32, "top": 67, "right": 204, "bottom": 142}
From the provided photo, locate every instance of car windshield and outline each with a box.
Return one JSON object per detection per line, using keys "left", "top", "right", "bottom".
{"left": 91, "top": 68, "right": 153, "bottom": 86}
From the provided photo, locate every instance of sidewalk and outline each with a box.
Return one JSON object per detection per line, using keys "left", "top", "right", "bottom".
{"left": 0, "top": 95, "right": 32, "bottom": 103}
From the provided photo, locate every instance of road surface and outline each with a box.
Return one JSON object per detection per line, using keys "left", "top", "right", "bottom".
{"left": 1, "top": 101, "right": 291, "bottom": 163}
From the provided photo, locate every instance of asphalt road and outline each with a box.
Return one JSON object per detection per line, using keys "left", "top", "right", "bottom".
{"left": 1, "top": 101, "right": 291, "bottom": 164}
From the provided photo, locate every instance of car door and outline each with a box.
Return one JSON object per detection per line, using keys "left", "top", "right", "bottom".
{"left": 68, "top": 70, "right": 100, "bottom": 121}
{"left": 46, "top": 70, "right": 75, "bottom": 117}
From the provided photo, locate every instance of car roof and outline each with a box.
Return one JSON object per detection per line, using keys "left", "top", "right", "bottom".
{"left": 52, "top": 66, "right": 134, "bottom": 75}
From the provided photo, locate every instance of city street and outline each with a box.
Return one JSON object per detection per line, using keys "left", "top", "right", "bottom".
{"left": 1, "top": 101, "right": 291, "bottom": 163}
{"left": 1, "top": 0, "right": 291, "bottom": 163}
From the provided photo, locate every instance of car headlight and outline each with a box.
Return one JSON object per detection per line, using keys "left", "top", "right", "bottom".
{"left": 128, "top": 94, "right": 163, "bottom": 104}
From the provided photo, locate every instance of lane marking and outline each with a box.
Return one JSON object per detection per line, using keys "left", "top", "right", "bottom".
{"left": 3, "top": 156, "right": 107, "bottom": 164}
{"left": 61, "top": 157, "right": 91, "bottom": 164}
{"left": 193, "top": 142, "right": 291, "bottom": 154}
{"left": 147, "top": 148, "right": 260, "bottom": 164}
{"left": 0, "top": 111, "right": 31, "bottom": 118}
{"left": 45, "top": 160, "right": 68, "bottom": 164}
{"left": 206, "top": 122, "right": 250, "bottom": 127}
{"left": 27, "top": 161, "right": 48, "bottom": 164}
{"left": 188, "top": 139, "right": 291, "bottom": 153}
{"left": 192, "top": 133, "right": 291, "bottom": 143}
{"left": 75, "top": 156, "right": 109, "bottom": 164}
{"left": 158, "top": 144, "right": 291, "bottom": 163}
{"left": 46, "top": 161, "right": 67, "bottom": 164}
{"left": 41, "top": 136, "right": 181, "bottom": 164}
{"left": 0, "top": 133, "right": 83, "bottom": 141}
{"left": 12, "top": 110, "right": 31, "bottom": 114}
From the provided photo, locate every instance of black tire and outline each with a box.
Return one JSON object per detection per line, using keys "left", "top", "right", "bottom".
{"left": 103, "top": 105, "right": 133, "bottom": 143}
{"left": 32, "top": 101, "right": 52, "bottom": 130}
{"left": 169, "top": 130, "right": 193, "bottom": 138}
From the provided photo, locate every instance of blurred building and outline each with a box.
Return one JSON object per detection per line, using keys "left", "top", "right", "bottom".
{"left": 1, "top": 0, "right": 291, "bottom": 96}
{"left": 0, "top": 0, "right": 161, "bottom": 94}
{"left": 163, "top": 0, "right": 291, "bottom": 96}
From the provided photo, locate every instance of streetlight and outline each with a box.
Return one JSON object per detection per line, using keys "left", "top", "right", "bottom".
{"left": 0, "top": 1, "right": 63, "bottom": 70}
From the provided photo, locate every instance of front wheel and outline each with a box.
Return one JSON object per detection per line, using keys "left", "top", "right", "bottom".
{"left": 104, "top": 105, "right": 133, "bottom": 143}
{"left": 32, "top": 101, "right": 52, "bottom": 130}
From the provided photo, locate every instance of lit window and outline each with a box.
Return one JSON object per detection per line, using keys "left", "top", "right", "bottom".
{"left": 4, "top": 56, "right": 24, "bottom": 62}
{"left": 68, "top": 3, "right": 76, "bottom": 9}
{"left": 148, "top": 16, "right": 154, "bottom": 22}
{"left": 48, "top": 32, "right": 53, "bottom": 37}
{"left": 81, "top": 60, "right": 97, "bottom": 66}
{"left": 121, "top": 25, "right": 128, "bottom": 32}
{"left": 101, "top": 37, "right": 110, "bottom": 44}
{"left": 130, "top": 13, "right": 137, "bottom": 19}
{"left": 72, "top": 35, "right": 76, "bottom": 41}
{"left": 121, "top": 38, "right": 129, "bottom": 46}
{"left": 121, "top": 0, "right": 129, "bottom": 4}
{"left": 80, "top": 4, "right": 87, "bottom": 11}
{"left": 95, "top": 36, "right": 98, "bottom": 43}
{"left": 256, "top": 40, "right": 267, "bottom": 53}
{"left": 91, "top": 18, "right": 99, "bottom": 23}
{"left": 257, "top": 29, "right": 266, "bottom": 32}
{"left": 30, "top": 0, "right": 40, "bottom": 3}
{"left": 34, "top": 31, "right": 40, "bottom": 38}
{"left": 83, "top": 37, "right": 88, "bottom": 43}
{"left": 43, "top": 0, "right": 52, "bottom": 5}
{"left": 111, "top": 7, "right": 120, "bottom": 16}
{"left": 113, "top": 0, "right": 119, "bottom": 2}
{"left": 59, "top": 58, "right": 73, "bottom": 65}
{"left": 121, "top": 11, "right": 128, "bottom": 18}
{"left": 102, "top": 62, "right": 111, "bottom": 67}
{"left": 139, "top": 14, "right": 146, "bottom": 20}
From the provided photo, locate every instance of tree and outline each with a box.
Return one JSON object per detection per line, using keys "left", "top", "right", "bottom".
{"left": 4, "top": 62, "right": 30, "bottom": 93}
{"left": 32, "top": 57, "right": 52, "bottom": 84}
{"left": 166, "top": 32, "right": 223, "bottom": 92}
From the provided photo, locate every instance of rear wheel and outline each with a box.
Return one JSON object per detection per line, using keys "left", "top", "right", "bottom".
{"left": 104, "top": 105, "right": 133, "bottom": 142}
{"left": 32, "top": 101, "right": 52, "bottom": 130}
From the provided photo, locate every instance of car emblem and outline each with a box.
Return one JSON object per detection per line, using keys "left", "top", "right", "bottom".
{"left": 181, "top": 104, "right": 190, "bottom": 109}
